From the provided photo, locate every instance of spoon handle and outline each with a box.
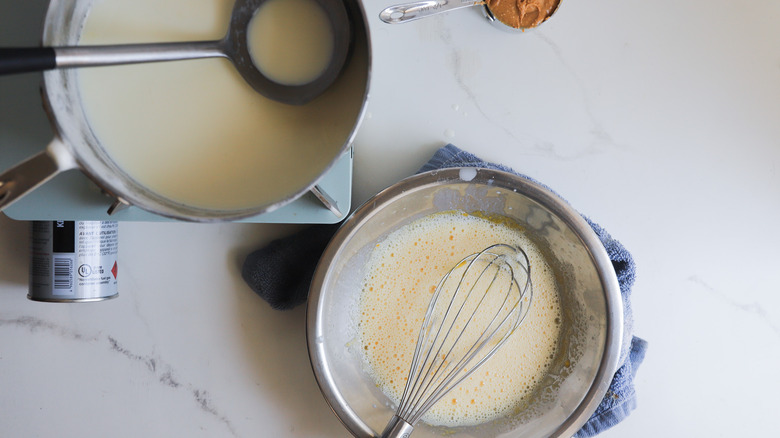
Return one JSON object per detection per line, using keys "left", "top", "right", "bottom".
{"left": 0, "top": 40, "right": 224, "bottom": 75}
{"left": 379, "top": 0, "right": 482, "bottom": 24}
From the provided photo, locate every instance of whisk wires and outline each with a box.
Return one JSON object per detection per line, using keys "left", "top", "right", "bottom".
{"left": 393, "top": 243, "right": 533, "bottom": 427}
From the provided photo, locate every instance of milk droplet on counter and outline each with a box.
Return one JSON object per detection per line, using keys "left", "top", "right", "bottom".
{"left": 459, "top": 167, "right": 477, "bottom": 182}
{"left": 444, "top": 129, "right": 456, "bottom": 138}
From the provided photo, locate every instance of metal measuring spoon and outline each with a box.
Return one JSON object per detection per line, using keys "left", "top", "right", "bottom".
{"left": 379, "top": 0, "right": 559, "bottom": 30}
{"left": 0, "top": 0, "right": 351, "bottom": 105}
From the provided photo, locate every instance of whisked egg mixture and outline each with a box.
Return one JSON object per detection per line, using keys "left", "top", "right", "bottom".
{"left": 358, "top": 211, "right": 563, "bottom": 427}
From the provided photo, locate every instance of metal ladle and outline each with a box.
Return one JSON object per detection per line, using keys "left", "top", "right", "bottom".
{"left": 0, "top": 0, "right": 351, "bottom": 105}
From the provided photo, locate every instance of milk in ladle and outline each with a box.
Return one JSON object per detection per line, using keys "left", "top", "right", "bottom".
{"left": 248, "top": 0, "right": 335, "bottom": 86}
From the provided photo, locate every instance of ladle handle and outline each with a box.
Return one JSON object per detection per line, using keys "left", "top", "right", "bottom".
{"left": 379, "top": 0, "right": 481, "bottom": 24}
{"left": 0, "top": 41, "right": 224, "bottom": 75}
{"left": 0, "top": 48, "right": 56, "bottom": 75}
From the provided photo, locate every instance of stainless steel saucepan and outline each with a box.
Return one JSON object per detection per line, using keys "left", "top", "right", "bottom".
{"left": 0, "top": 0, "right": 371, "bottom": 222}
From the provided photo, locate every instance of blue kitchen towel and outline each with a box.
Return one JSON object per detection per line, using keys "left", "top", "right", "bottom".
{"left": 241, "top": 144, "right": 647, "bottom": 436}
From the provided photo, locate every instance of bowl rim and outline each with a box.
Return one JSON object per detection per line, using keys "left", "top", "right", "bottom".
{"left": 306, "top": 167, "right": 623, "bottom": 437}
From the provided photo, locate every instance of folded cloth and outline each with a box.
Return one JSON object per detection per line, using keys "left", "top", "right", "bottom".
{"left": 241, "top": 144, "right": 647, "bottom": 436}
{"left": 242, "top": 223, "right": 340, "bottom": 311}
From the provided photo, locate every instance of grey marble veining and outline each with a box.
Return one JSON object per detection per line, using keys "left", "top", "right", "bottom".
{"left": 1, "top": 315, "right": 239, "bottom": 436}
{"left": 2, "top": 0, "right": 780, "bottom": 436}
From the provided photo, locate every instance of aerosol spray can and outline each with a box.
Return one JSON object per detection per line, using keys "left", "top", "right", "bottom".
{"left": 28, "top": 221, "right": 119, "bottom": 302}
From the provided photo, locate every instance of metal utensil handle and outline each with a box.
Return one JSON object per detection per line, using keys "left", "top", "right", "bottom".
{"left": 0, "top": 138, "right": 76, "bottom": 213}
{"left": 0, "top": 40, "right": 224, "bottom": 75}
{"left": 380, "top": 415, "right": 415, "bottom": 438}
{"left": 379, "top": 0, "right": 481, "bottom": 24}
{"left": 53, "top": 40, "right": 225, "bottom": 68}
{"left": 0, "top": 48, "right": 56, "bottom": 75}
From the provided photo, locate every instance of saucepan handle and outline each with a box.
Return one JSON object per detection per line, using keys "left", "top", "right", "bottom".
{"left": 0, "top": 138, "right": 77, "bottom": 212}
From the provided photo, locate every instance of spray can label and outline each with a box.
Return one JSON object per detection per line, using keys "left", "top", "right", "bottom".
{"left": 29, "top": 221, "right": 118, "bottom": 302}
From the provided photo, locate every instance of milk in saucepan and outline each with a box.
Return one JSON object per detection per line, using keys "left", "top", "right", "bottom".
{"left": 78, "top": 0, "right": 365, "bottom": 211}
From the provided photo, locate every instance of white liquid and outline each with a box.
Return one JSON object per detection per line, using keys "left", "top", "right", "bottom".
{"left": 78, "top": 0, "right": 366, "bottom": 210}
{"left": 359, "top": 211, "right": 562, "bottom": 427}
{"left": 248, "top": 0, "right": 335, "bottom": 85}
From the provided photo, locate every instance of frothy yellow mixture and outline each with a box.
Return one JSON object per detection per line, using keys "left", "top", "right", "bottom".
{"left": 359, "top": 211, "right": 562, "bottom": 427}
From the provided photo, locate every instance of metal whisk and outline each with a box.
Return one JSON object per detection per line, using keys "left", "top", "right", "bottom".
{"left": 380, "top": 243, "right": 534, "bottom": 438}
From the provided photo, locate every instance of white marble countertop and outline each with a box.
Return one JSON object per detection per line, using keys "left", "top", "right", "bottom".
{"left": 2, "top": 0, "right": 779, "bottom": 436}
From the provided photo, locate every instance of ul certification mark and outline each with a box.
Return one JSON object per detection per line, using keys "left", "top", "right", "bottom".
{"left": 78, "top": 264, "right": 93, "bottom": 277}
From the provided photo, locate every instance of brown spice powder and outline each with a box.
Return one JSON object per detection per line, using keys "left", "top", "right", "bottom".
{"left": 485, "top": 0, "right": 560, "bottom": 29}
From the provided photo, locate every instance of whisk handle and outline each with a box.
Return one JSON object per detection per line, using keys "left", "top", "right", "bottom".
{"left": 380, "top": 415, "right": 415, "bottom": 438}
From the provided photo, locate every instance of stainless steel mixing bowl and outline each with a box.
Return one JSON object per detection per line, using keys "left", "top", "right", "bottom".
{"left": 307, "top": 167, "right": 623, "bottom": 437}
